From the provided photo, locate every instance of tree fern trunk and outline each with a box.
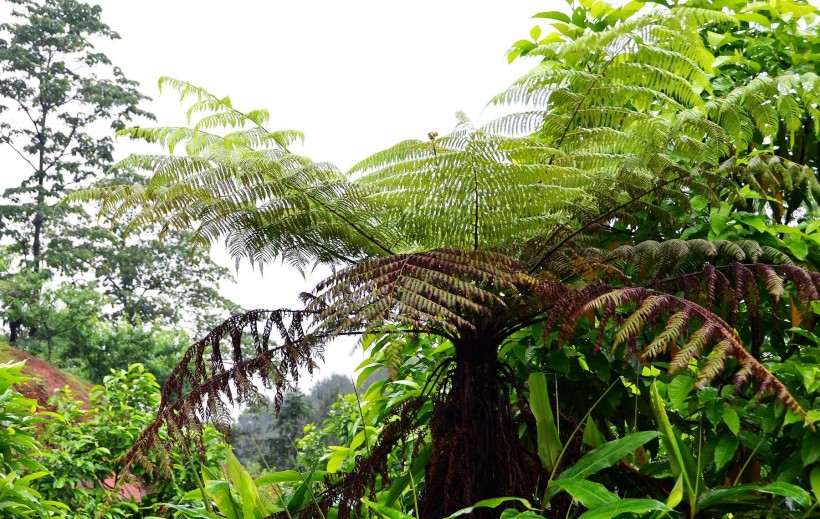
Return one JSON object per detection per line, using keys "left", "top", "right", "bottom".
{"left": 420, "top": 341, "right": 538, "bottom": 518}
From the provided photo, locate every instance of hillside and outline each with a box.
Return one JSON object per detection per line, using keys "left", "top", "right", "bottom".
{"left": 0, "top": 343, "right": 91, "bottom": 407}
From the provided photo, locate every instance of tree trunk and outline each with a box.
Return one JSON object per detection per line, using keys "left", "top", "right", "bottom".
{"left": 419, "top": 339, "right": 539, "bottom": 518}
{"left": 9, "top": 320, "right": 21, "bottom": 344}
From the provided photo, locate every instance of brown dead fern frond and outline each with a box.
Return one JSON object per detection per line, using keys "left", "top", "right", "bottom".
{"left": 309, "top": 248, "right": 531, "bottom": 338}
{"left": 123, "top": 308, "right": 320, "bottom": 474}
{"left": 649, "top": 262, "right": 820, "bottom": 327}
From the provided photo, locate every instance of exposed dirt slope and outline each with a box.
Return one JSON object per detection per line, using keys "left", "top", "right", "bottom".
{"left": 0, "top": 343, "right": 91, "bottom": 407}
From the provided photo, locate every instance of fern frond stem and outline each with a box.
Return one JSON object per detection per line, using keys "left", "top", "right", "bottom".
{"left": 547, "top": 57, "right": 611, "bottom": 166}
{"left": 541, "top": 378, "right": 621, "bottom": 512}
{"left": 249, "top": 434, "right": 272, "bottom": 472}
{"left": 201, "top": 96, "right": 395, "bottom": 257}
{"left": 472, "top": 160, "right": 480, "bottom": 250}
{"left": 181, "top": 440, "right": 213, "bottom": 514}
{"left": 269, "top": 484, "right": 295, "bottom": 519}
{"left": 302, "top": 190, "right": 394, "bottom": 256}
{"left": 645, "top": 262, "right": 790, "bottom": 290}
{"left": 499, "top": 307, "right": 555, "bottom": 338}
{"left": 290, "top": 460, "right": 327, "bottom": 519}
{"left": 422, "top": 357, "right": 455, "bottom": 393}
{"left": 350, "top": 376, "right": 372, "bottom": 456}
{"left": 310, "top": 240, "right": 357, "bottom": 265}
{"left": 530, "top": 173, "right": 687, "bottom": 273}
{"left": 409, "top": 466, "right": 421, "bottom": 519}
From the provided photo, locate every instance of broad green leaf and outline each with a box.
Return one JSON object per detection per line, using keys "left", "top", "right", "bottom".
{"left": 802, "top": 430, "right": 820, "bottom": 467}
{"left": 650, "top": 381, "right": 703, "bottom": 506}
{"left": 581, "top": 415, "right": 604, "bottom": 449}
{"left": 722, "top": 407, "right": 740, "bottom": 436}
{"left": 226, "top": 450, "right": 265, "bottom": 518}
{"left": 735, "top": 12, "right": 771, "bottom": 26}
{"left": 667, "top": 376, "right": 694, "bottom": 413}
{"left": 255, "top": 470, "right": 326, "bottom": 487}
{"left": 361, "top": 498, "right": 414, "bottom": 519}
{"left": 714, "top": 435, "right": 739, "bottom": 471}
{"left": 532, "top": 11, "right": 572, "bottom": 23}
{"left": 557, "top": 431, "right": 659, "bottom": 481}
{"left": 667, "top": 475, "right": 684, "bottom": 508}
{"left": 379, "top": 443, "right": 432, "bottom": 507}
{"left": 785, "top": 238, "right": 809, "bottom": 261}
{"left": 709, "top": 205, "right": 732, "bottom": 236}
{"left": 810, "top": 466, "right": 820, "bottom": 503}
{"left": 529, "top": 373, "right": 562, "bottom": 471}
{"left": 500, "top": 510, "right": 545, "bottom": 519}
{"left": 576, "top": 498, "right": 671, "bottom": 519}
{"left": 553, "top": 479, "right": 618, "bottom": 509}
{"left": 698, "top": 482, "right": 811, "bottom": 511}
{"left": 763, "top": 482, "right": 811, "bottom": 508}
{"left": 444, "top": 497, "right": 535, "bottom": 518}
{"left": 161, "top": 504, "right": 224, "bottom": 519}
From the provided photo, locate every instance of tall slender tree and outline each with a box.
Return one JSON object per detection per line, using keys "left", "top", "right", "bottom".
{"left": 0, "top": 0, "right": 150, "bottom": 341}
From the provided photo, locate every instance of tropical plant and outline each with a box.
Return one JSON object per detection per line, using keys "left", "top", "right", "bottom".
{"left": 35, "top": 364, "right": 227, "bottom": 518}
{"left": 0, "top": 361, "right": 68, "bottom": 517}
{"left": 68, "top": 0, "right": 820, "bottom": 517}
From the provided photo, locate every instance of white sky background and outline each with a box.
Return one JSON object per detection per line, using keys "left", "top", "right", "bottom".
{"left": 1, "top": 0, "right": 556, "bottom": 388}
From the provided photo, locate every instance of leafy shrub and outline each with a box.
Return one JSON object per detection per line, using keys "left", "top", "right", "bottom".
{"left": 0, "top": 361, "right": 67, "bottom": 517}
{"left": 34, "top": 364, "right": 227, "bottom": 518}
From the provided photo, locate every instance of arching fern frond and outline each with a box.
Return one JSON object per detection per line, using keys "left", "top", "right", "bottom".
{"left": 552, "top": 286, "right": 808, "bottom": 421}
{"left": 66, "top": 83, "right": 399, "bottom": 269}
{"left": 308, "top": 248, "right": 559, "bottom": 340}
{"left": 352, "top": 118, "right": 594, "bottom": 250}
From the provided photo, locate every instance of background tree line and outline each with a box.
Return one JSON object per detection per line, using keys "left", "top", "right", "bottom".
{"left": 0, "top": 0, "right": 241, "bottom": 383}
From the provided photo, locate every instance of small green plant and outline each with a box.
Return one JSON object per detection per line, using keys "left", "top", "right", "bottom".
{"left": 0, "top": 361, "right": 68, "bottom": 517}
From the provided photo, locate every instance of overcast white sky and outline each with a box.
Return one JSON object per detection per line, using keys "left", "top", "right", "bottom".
{"left": 1, "top": 1, "right": 558, "bottom": 386}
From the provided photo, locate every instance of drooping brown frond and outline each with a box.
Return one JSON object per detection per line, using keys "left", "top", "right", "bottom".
{"left": 309, "top": 248, "right": 554, "bottom": 339}
{"left": 123, "top": 309, "right": 319, "bottom": 474}
{"left": 552, "top": 286, "right": 809, "bottom": 423}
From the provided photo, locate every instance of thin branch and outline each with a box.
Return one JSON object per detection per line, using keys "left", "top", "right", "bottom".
{"left": 529, "top": 173, "right": 687, "bottom": 273}
{"left": 0, "top": 140, "right": 37, "bottom": 170}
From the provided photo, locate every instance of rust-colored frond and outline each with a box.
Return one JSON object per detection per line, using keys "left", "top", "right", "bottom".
{"left": 553, "top": 286, "right": 808, "bottom": 422}
{"left": 650, "top": 262, "right": 820, "bottom": 326}
{"left": 123, "top": 309, "right": 319, "bottom": 474}
{"left": 310, "top": 248, "right": 544, "bottom": 338}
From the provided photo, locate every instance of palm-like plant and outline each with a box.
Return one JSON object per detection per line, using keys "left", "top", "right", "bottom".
{"left": 68, "top": 2, "right": 820, "bottom": 517}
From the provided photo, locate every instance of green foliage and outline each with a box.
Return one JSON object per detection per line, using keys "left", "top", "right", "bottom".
{"left": 34, "top": 365, "right": 227, "bottom": 518}
{"left": 0, "top": 361, "right": 67, "bottom": 517}
{"left": 59, "top": 0, "right": 820, "bottom": 517}
{"left": 0, "top": 0, "right": 240, "bottom": 389}
{"left": 66, "top": 77, "right": 391, "bottom": 270}
{"left": 0, "top": 0, "right": 151, "bottom": 273}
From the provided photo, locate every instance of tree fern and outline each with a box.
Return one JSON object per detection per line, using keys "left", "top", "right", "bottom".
{"left": 68, "top": 4, "right": 820, "bottom": 517}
